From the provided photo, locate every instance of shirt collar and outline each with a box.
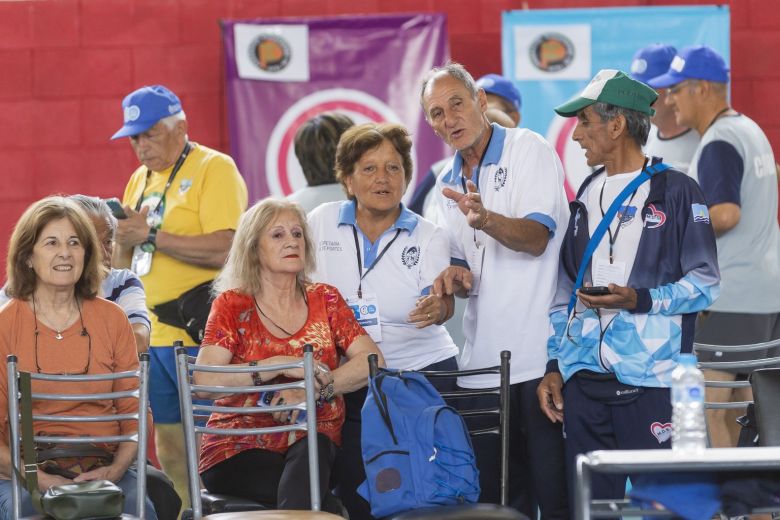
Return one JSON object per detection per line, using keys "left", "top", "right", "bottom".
{"left": 442, "top": 123, "right": 507, "bottom": 185}
{"left": 337, "top": 200, "right": 418, "bottom": 233}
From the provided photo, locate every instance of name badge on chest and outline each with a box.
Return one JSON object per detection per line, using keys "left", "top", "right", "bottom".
{"left": 468, "top": 241, "right": 486, "bottom": 296}
{"left": 346, "top": 292, "right": 382, "bottom": 343}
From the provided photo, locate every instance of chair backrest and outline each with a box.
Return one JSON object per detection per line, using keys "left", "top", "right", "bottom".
{"left": 696, "top": 339, "right": 780, "bottom": 411}
{"left": 369, "top": 350, "right": 511, "bottom": 506}
{"left": 750, "top": 368, "right": 780, "bottom": 446}
{"left": 6, "top": 352, "right": 150, "bottom": 519}
{"left": 174, "top": 342, "right": 322, "bottom": 520}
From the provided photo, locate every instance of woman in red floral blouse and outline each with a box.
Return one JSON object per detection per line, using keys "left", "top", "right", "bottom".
{"left": 194, "top": 198, "right": 384, "bottom": 512}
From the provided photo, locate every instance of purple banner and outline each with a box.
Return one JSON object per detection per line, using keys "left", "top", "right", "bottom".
{"left": 222, "top": 14, "right": 450, "bottom": 202}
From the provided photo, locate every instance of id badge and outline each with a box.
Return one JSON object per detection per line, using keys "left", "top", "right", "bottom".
{"left": 131, "top": 245, "right": 152, "bottom": 277}
{"left": 593, "top": 258, "right": 627, "bottom": 287}
{"left": 469, "top": 241, "right": 486, "bottom": 296}
{"left": 346, "top": 293, "right": 382, "bottom": 343}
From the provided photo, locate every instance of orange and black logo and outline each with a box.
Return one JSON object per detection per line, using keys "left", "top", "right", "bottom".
{"left": 249, "top": 34, "right": 291, "bottom": 72}
{"left": 529, "top": 33, "right": 574, "bottom": 73}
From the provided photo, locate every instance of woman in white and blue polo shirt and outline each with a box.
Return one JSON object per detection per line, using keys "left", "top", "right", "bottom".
{"left": 308, "top": 122, "right": 459, "bottom": 520}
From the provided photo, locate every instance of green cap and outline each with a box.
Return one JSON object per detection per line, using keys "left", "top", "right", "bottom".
{"left": 554, "top": 69, "right": 657, "bottom": 118}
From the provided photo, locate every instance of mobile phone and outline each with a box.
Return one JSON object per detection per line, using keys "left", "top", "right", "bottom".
{"left": 580, "top": 286, "right": 611, "bottom": 296}
{"left": 258, "top": 391, "right": 306, "bottom": 423}
{"left": 104, "top": 198, "right": 127, "bottom": 220}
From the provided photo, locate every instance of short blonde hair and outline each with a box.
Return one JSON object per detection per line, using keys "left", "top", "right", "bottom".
{"left": 214, "top": 199, "right": 315, "bottom": 295}
{"left": 6, "top": 196, "right": 103, "bottom": 300}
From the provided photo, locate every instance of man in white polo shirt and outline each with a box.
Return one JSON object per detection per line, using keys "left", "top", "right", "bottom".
{"left": 421, "top": 61, "right": 570, "bottom": 518}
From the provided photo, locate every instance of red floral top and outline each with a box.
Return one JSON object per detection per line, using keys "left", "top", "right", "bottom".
{"left": 198, "top": 283, "right": 366, "bottom": 474}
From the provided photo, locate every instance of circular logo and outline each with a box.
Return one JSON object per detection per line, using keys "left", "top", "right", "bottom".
{"left": 401, "top": 246, "right": 420, "bottom": 269}
{"left": 265, "top": 89, "right": 406, "bottom": 196}
{"left": 545, "top": 114, "right": 591, "bottom": 200}
{"left": 529, "top": 33, "right": 575, "bottom": 73}
{"left": 124, "top": 105, "right": 140, "bottom": 123}
{"left": 631, "top": 58, "right": 648, "bottom": 76}
{"left": 249, "top": 34, "right": 291, "bottom": 73}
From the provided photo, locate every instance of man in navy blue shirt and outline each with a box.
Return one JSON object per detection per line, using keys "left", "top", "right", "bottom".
{"left": 650, "top": 45, "right": 780, "bottom": 447}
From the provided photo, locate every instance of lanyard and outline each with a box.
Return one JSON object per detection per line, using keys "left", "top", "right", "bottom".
{"left": 598, "top": 158, "right": 647, "bottom": 264}
{"left": 134, "top": 141, "right": 192, "bottom": 215}
{"left": 352, "top": 226, "right": 401, "bottom": 299}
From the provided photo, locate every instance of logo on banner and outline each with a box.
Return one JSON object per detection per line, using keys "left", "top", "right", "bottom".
{"left": 266, "top": 89, "right": 404, "bottom": 197}
{"left": 249, "top": 34, "right": 291, "bottom": 72}
{"left": 530, "top": 33, "right": 575, "bottom": 72}
{"left": 401, "top": 246, "right": 420, "bottom": 269}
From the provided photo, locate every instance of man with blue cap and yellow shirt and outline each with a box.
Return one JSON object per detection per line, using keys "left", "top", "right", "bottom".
{"left": 650, "top": 45, "right": 780, "bottom": 448}
{"left": 111, "top": 85, "right": 248, "bottom": 505}
{"left": 537, "top": 69, "right": 720, "bottom": 501}
{"left": 630, "top": 43, "right": 700, "bottom": 173}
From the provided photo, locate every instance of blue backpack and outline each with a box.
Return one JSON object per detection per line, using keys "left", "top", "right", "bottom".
{"left": 358, "top": 369, "right": 480, "bottom": 517}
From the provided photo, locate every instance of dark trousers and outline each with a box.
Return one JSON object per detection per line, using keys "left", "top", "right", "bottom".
{"left": 563, "top": 372, "right": 672, "bottom": 502}
{"left": 460, "top": 377, "right": 569, "bottom": 520}
{"left": 201, "top": 433, "right": 338, "bottom": 513}
{"left": 334, "top": 356, "right": 459, "bottom": 520}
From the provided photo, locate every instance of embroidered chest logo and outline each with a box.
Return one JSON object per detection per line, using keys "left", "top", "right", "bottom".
{"left": 494, "top": 167, "right": 507, "bottom": 191}
{"left": 179, "top": 179, "right": 192, "bottom": 195}
{"left": 617, "top": 205, "right": 637, "bottom": 228}
{"left": 644, "top": 204, "right": 666, "bottom": 229}
{"left": 401, "top": 246, "right": 420, "bottom": 269}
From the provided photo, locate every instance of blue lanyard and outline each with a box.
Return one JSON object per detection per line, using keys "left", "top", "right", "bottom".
{"left": 566, "top": 162, "right": 670, "bottom": 315}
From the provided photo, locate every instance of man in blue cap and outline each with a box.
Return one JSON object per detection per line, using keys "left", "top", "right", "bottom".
{"left": 630, "top": 43, "right": 699, "bottom": 173}
{"left": 111, "top": 85, "right": 248, "bottom": 504}
{"left": 650, "top": 46, "right": 780, "bottom": 448}
{"left": 476, "top": 73, "right": 522, "bottom": 127}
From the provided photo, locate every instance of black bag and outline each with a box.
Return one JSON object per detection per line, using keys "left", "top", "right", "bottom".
{"left": 151, "top": 280, "right": 215, "bottom": 344}
{"left": 573, "top": 370, "right": 644, "bottom": 405}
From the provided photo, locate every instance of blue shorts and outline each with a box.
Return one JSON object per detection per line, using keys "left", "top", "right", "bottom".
{"left": 149, "top": 346, "right": 209, "bottom": 424}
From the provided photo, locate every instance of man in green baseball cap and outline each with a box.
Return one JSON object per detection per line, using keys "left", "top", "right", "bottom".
{"left": 538, "top": 69, "right": 720, "bottom": 504}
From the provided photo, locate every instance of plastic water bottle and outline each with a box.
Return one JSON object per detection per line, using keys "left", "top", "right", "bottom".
{"left": 671, "top": 354, "right": 707, "bottom": 452}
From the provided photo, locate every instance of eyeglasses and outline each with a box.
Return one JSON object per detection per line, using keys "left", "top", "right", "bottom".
{"left": 34, "top": 328, "right": 92, "bottom": 375}
{"left": 668, "top": 80, "right": 699, "bottom": 95}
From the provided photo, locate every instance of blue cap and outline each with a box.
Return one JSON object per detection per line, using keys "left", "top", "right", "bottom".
{"left": 629, "top": 44, "right": 677, "bottom": 84}
{"left": 476, "top": 74, "right": 522, "bottom": 111}
{"left": 648, "top": 45, "right": 729, "bottom": 89}
{"left": 111, "top": 85, "right": 183, "bottom": 140}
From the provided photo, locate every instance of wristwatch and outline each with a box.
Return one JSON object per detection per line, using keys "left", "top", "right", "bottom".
{"left": 140, "top": 227, "right": 158, "bottom": 253}
{"left": 248, "top": 360, "right": 263, "bottom": 386}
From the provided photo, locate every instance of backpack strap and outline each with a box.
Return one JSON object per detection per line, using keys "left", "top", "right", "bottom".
{"left": 567, "top": 162, "right": 670, "bottom": 314}
{"left": 369, "top": 371, "right": 398, "bottom": 444}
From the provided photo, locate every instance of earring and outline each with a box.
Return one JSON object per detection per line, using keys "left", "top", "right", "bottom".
{"left": 26, "top": 262, "right": 32, "bottom": 268}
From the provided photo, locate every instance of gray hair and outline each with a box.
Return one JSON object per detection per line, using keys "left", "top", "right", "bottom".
{"left": 591, "top": 102, "right": 651, "bottom": 146}
{"left": 160, "top": 110, "right": 186, "bottom": 130}
{"left": 68, "top": 194, "right": 117, "bottom": 237}
{"left": 420, "top": 61, "right": 479, "bottom": 112}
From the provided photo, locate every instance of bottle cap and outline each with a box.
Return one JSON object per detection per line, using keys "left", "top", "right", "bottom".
{"left": 678, "top": 353, "right": 698, "bottom": 366}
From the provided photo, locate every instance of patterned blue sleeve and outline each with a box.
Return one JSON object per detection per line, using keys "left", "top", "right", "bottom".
{"left": 634, "top": 177, "right": 720, "bottom": 315}
{"left": 546, "top": 261, "right": 575, "bottom": 373}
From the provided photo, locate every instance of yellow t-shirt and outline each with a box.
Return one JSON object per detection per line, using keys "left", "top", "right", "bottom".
{"left": 122, "top": 143, "right": 248, "bottom": 346}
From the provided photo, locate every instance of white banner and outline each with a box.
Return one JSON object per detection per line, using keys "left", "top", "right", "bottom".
{"left": 514, "top": 24, "right": 591, "bottom": 81}
{"left": 234, "top": 23, "right": 310, "bottom": 82}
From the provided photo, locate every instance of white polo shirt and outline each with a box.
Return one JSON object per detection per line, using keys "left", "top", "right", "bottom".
{"left": 308, "top": 201, "right": 459, "bottom": 370}
{"left": 434, "top": 124, "right": 569, "bottom": 388}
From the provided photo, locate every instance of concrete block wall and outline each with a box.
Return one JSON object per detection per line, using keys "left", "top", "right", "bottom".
{"left": 0, "top": 0, "right": 776, "bottom": 276}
